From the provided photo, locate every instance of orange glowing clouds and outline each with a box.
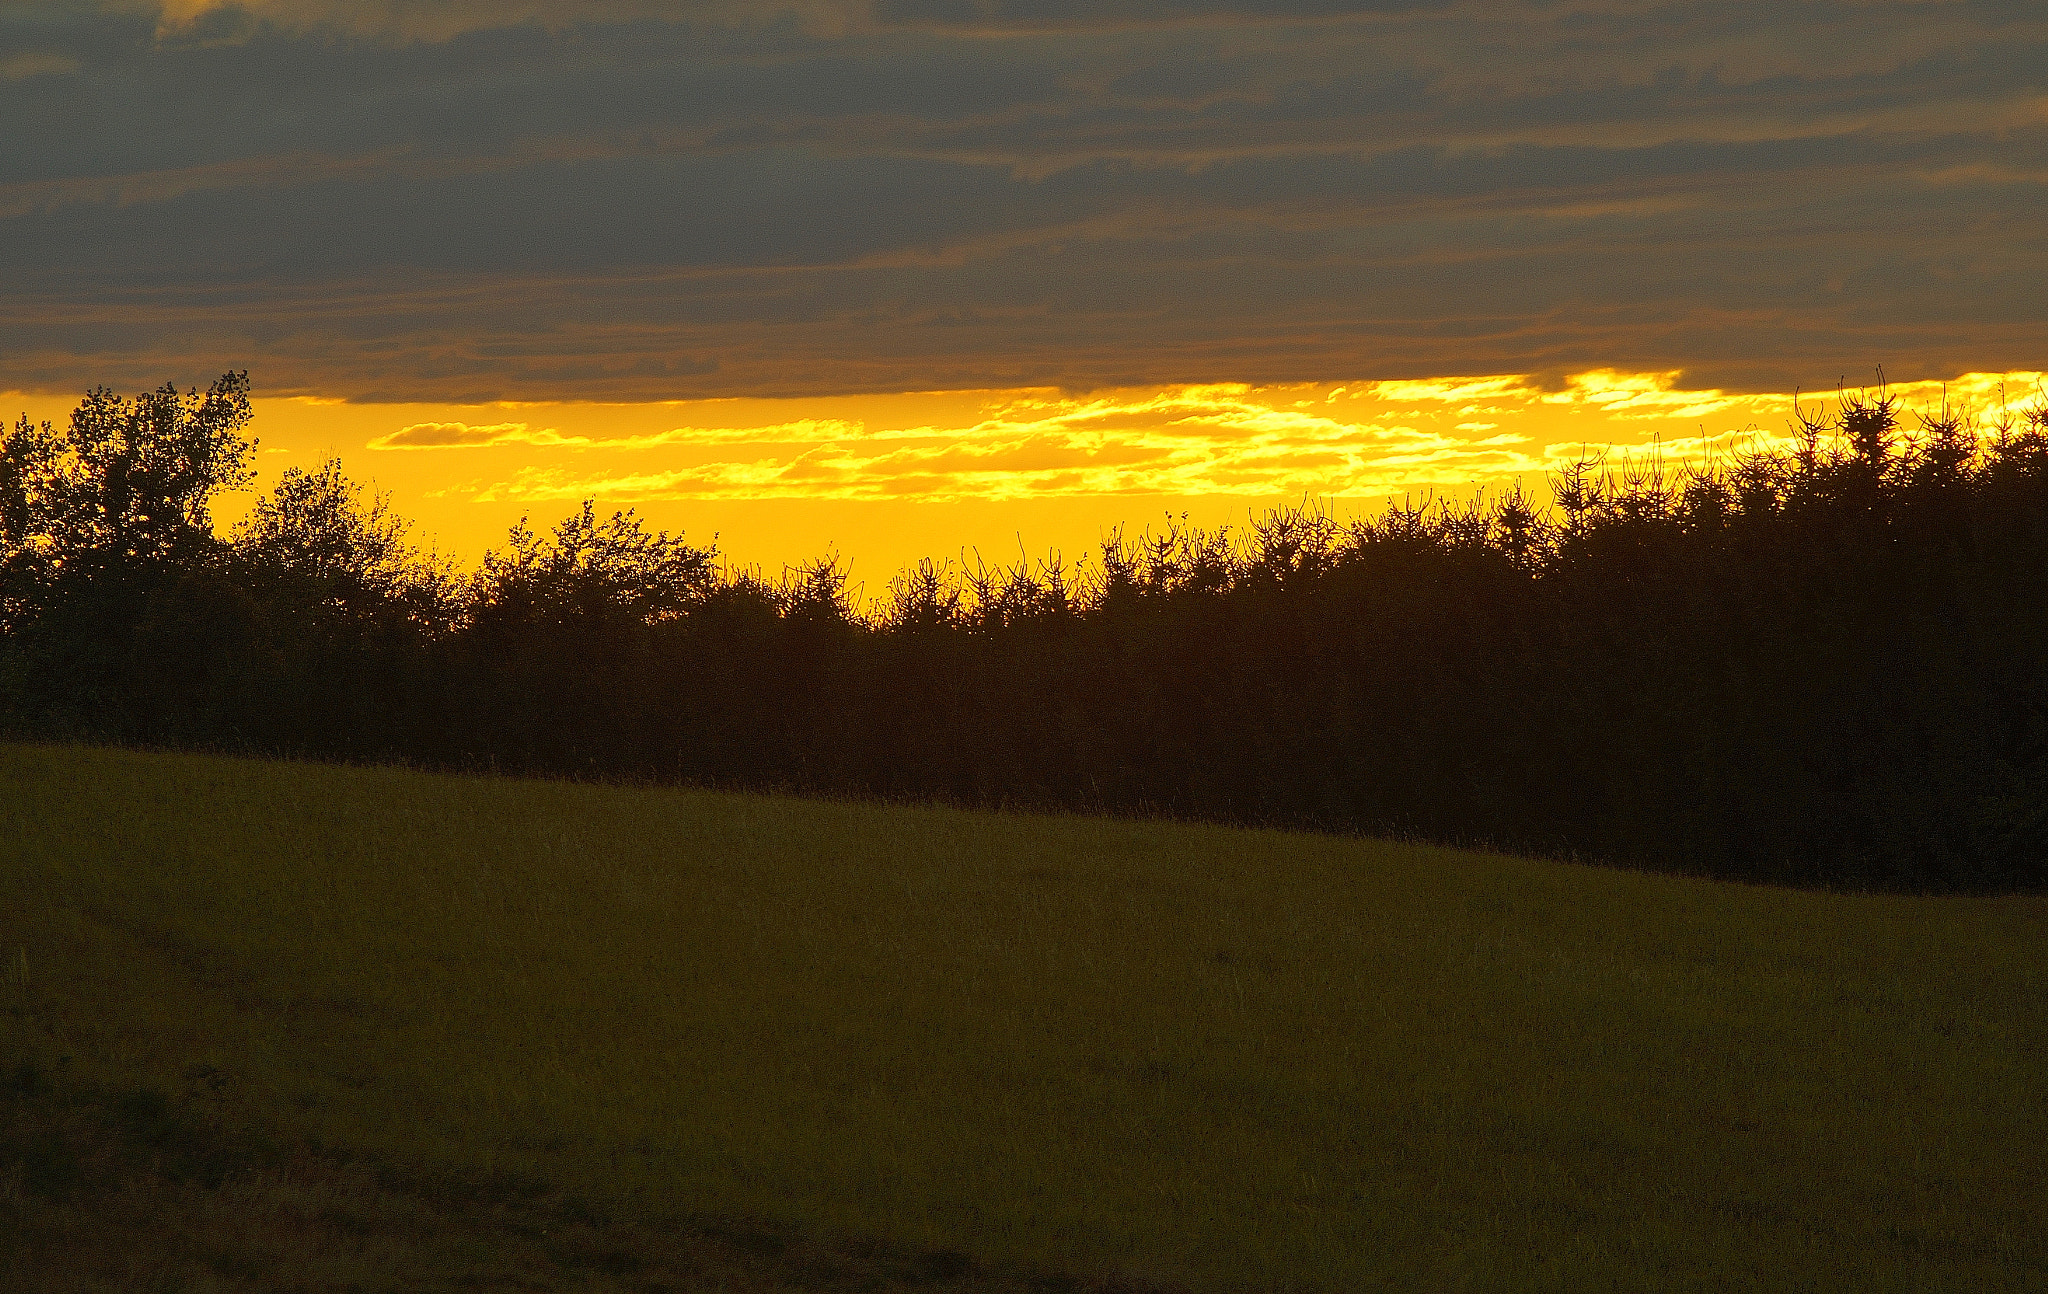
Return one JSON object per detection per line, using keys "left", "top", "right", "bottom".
{"left": 10, "top": 6, "right": 2042, "bottom": 592}
{"left": 16, "top": 368, "right": 2035, "bottom": 582}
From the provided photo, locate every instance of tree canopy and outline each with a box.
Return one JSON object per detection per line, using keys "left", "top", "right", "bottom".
{"left": 3, "top": 371, "right": 2044, "bottom": 893}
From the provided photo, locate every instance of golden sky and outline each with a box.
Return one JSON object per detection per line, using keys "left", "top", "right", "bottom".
{"left": 12, "top": 369, "right": 2039, "bottom": 583}
{"left": 7, "top": 2, "right": 2044, "bottom": 583}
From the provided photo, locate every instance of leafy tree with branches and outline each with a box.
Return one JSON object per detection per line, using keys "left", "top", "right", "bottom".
{"left": 234, "top": 458, "right": 455, "bottom": 631}
{"left": 0, "top": 373, "right": 253, "bottom": 577}
{"left": 471, "top": 501, "right": 720, "bottom": 633}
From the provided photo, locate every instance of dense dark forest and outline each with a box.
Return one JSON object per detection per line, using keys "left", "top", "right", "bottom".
{"left": 4, "top": 372, "right": 2044, "bottom": 892}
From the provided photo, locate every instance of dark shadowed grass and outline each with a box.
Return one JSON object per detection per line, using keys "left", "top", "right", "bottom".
{"left": 1, "top": 1066, "right": 1152, "bottom": 1294}
{"left": 2, "top": 743, "right": 2044, "bottom": 1291}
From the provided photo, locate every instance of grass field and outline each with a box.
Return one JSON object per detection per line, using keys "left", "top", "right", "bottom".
{"left": 2, "top": 744, "right": 2044, "bottom": 1291}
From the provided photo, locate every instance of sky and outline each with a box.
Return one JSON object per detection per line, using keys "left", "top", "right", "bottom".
{"left": 3, "top": 0, "right": 2044, "bottom": 575}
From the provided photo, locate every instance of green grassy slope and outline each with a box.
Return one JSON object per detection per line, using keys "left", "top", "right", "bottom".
{"left": 2, "top": 744, "right": 2043, "bottom": 1292}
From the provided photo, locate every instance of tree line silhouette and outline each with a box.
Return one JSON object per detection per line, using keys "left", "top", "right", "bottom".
{"left": 4, "top": 371, "right": 2044, "bottom": 892}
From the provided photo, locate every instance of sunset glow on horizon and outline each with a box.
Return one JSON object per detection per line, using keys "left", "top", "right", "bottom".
{"left": 11, "top": 367, "right": 2042, "bottom": 582}
{"left": 7, "top": 0, "right": 2045, "bottom": 579}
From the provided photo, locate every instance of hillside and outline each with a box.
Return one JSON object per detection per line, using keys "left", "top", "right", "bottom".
{"left": 2, "top": 744, "right": 2043, "bottom": 1291}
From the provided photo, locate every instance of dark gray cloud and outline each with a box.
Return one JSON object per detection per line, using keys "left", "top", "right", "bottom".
{"left": 2, "top": 0, "right": 2043, "bottom": 398}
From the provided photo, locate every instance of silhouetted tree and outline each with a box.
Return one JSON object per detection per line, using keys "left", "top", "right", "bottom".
{"left": 1, "top": 373, "right": 252, "bottom": 575}
{"left": 4, "top": 371, "right": 2045, "bottom": 892}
